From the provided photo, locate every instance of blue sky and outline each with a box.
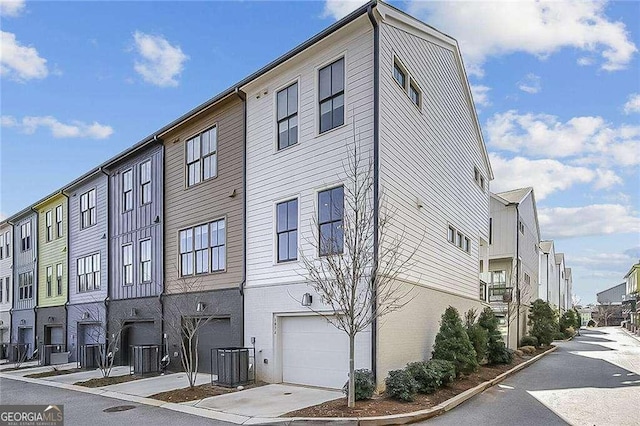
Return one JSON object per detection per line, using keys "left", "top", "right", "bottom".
{"left": 1, "top": 0, "right": 638, "bottom": 304}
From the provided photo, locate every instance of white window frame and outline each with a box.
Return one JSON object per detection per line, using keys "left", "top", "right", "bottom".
{"left": 185, "top": 126, "right": 218, "bottom": 187}
{"left": 80, "top": 189, "right": 96, "bottom": 229}
{"left": 140, "top": 239, "right": 152, "bottom": 283}
{"left": 276, "top": 198, "right": 299, "bottom": 263}
{"left": 46, "top": 210, "right": 53, "bottom": 242}
{"left": 56, "top": 205, "right": 63, "bottom": 238}
{"left": 77, "top": 253, "right": 100, "bottom": 292}
{"left": 4, "top": 231, "right": 9, "bottom": 258}
{"left": 317, "top": 56, "right": 346, "bottom": 135}
{"left": 56, "top": 263, "right": 63, "bottom": 296}
{"left": 46, "top": 265, "right": 53, "bottom": 297}
{"left": 20, "top": 222, "right": 31, "bottom": 251}
{"left": 122, "top": 244, "right": 133, "bottom": 286}
{"left": 0, "top": 234, "right": 3, "bottom": 259}
{"left": 140, "top": 160, "right": 152, "bottom": 205}
{"left": 18, "top": 271, "right": 33, "bottom": 300}
{"left": 276, "top": 81, "right": 299, "bottom": 151}
{"left": 179, "top": 218, "right": 226, "bottom": 277}
{"left": 122, "top": 169, "right": 133, "bottom": 212}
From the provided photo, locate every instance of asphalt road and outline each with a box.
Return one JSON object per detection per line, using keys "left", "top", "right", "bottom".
{"left": 421, "top": 327, "right": 640, "bottom": 425}
{"left": 0, "top": 377, "right": 233, "bottom": 426}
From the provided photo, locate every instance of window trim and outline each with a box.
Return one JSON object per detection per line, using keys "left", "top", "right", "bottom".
{"left": 55, "top": 205, "right": 63, "bottom": 238}
{"left": 122, "top": 243, "right": 133, "bottom": 286}
{"left": 393, "top": 60, "right": 408, "bottom": 91}
{"left": 275, "top": 197, "right": 299, "bottom": 263}
{"left": 409, "top": 80, "right": 422, "bottom": 109}
{"left": 316, "top": 55, "right": 346, "bottom": 135}
{"left": 80, "top": 188, "right": 97, "bottom": 229}
{"left": 18, "top": 271, "right": 34, "bottom": 300}
{"left": 122, "top": 168, "right": 134, "bottom": 212}
{"left": 184, "top": 125, "right": 219, "bottom": 188}
{"left": 77, "top": 252, "right": 101, "bottom": 293}
{"left": 56, "top": 263, "right": 63, "bottom": 296}
{"left": 140, "top": 160, "right": 152, "bottom": 205}
{"left": 178, "top": 216, "right": 227, "bottom": 277}
{"left": 45, "top": 210, "right": 53, "bottom": 242}
{"left": 4, "top": 231, "right": 9, "bottom": 258}
{"left": 140, "top": 238, "right": 152, "bottom": 283}
{"left": 46, "top": 265, "right": 53, "bottom": 297}
{"left": 20, "top": 221, "right": 31, "bottom": 252}
{"left": 275, "top": 79, "right": 300, "bottom": 152}
{"left": 317, "top": 185, "right": 345, "bottom": 256}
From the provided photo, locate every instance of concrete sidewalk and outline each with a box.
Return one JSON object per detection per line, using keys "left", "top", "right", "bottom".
{"left": 41, "top": 365, "right": 131, "bottom": 384}
{"left": 103, "top": 372, "right": 210, "bottom": 397}
{"left": 0, "top": 362, "right": 77, "bottom": 376}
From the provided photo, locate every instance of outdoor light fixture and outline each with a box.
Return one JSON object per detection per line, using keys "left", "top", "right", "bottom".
{"left": 301, "top": 293, "right": 313, "bottom": 306}
{"left": 48, "top": 316, "right": 55, "bottom": 323}
{"left": 196, "top": 302, "right": 206, "bottom": 312}
{"left": 82, "top": 311, "right": 90, "bottom": 319}
{"left": 130, "top": 308, "right": 137, "bottom": 317}
{"left": 20, "top": 319, "right": 26, "bottom": 325}
{"left": 154, "top": 216, "right": 160, "bottom": 223}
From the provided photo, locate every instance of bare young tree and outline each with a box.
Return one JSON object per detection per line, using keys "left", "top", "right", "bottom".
{"left": 595, "top": 303, "right": 618, "bottom": 327}
{"left": 504, "top": 263, "right": 532, "bottom": 347}
{"left": 300, "top": 135, "right": 417, "bottom": 408}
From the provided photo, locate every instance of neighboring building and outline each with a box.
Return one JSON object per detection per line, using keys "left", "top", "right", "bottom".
{"left": 0, "top": 221, "right": 12, "bottom": 357}
{"left": 65, "top": 170, "right": 109, "bottom": 361}
{"left": 487, "top": 187, "right": 541, "bottom": 349}
{"left": 539, "top": 240, "right": 558, "bottom": 307}
{"left": 159, "top": 93, "right": 244, "bottom": 373}
{"left": 104, "top": 141, "right": 164, "bottom": 366}
{"left": 565, "top": 267, "right": 573, "bottom": 311}
{"left": 596, "top": 282, "right": 626, "bottom": 326}
{"left": 577, "top": 305, "right": 597, "bottom": 326}
{"left": 9, "top": 209, "right": 38, "bottom": 358}
{"left": 34, "top": 193, "right": 68, "bottom": 360}
{"left": 555, "top": 253, "right": 567, "bottom": 314}
{"left": 622, "top": 262, "right": 639, "bottom": 333}
{"left": 242, "top": 1, "right": 492, "bottom": 389}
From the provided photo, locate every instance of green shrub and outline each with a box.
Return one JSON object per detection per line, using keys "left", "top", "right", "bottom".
{"left": 406, "top": 362, "right": 441, "bottom": 394}
{"left": 478, "top": 307, "right": 511, "bottom": 365}
{"left": 385, "top": 369, "right": 418, "bottom": 402}
{"left": 553, "top": 330, "right": 566, "bottom": 340}
{"left": 465, "top": 309, "right": 489, "bottom": 363}
{"left": 520, "top": 336, "right": 539, "bottom": 347}
{"left": 560, "top": 310, "right": 578, "bottom": 334}
{"left": 432, "top": 306, "right": 478, "bottom": 376}
{"left": 563, "top": 326, "right": 575, "bottom": 338}
{"left": 528, "top": 300, "right": 558, "bottom": 346}
{"left": 342, "top": 369, "right": 375, "bottom": 401}
{"left": 427, "top": 359, "right": 456, "bottom": 385}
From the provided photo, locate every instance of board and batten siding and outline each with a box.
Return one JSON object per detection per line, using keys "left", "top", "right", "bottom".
{"left": 0, "top": 223, "right": 13, "bottom": 314}
{"left": 378, "top": 21, "right": 490, "bottom": 301}
{"left": 163, "top": 96, "right": 244, "bottom": 293}
{"left": 36, "top": 194, "right": 68, "bottom": 308}
{"left": 516, "top": 193, "right": 540, "bottom": 303}
{"left": 108, "top": 144, "right": 164, "bottom": 299}
{"left": 67, "top": 174, "right": 108, "bottom": 305}
{"left": 13, "top": 212, "right": 38, "bottom": 311}
{"left": 243, "top": 16, "right": 374, "bottom": 289}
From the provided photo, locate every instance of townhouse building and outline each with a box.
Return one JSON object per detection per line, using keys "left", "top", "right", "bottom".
{"left": 539, "top": 240, "right": 558, "bottom": 306}
{"left": 65, "top": 171, "right": 109, "bottom": 361}
{"left": 565, "top": 267, "right": 573, "bottom": 311}
{"left": 555, "top": 253, "right": 567, "bottom": 314}
{"left": 241, "top": 1, "right": 492, "bottom": 389}
{"left": 104, "top": 141, "right": 165, "bottom": 365}
{"left": 9, "top": 209, "right": 38, "bottom": 358}
{"left": 596, "top": 282, "right": 626, "bottom": 326}
{"left": 487, "top": 188, "right": 540, "bottom": 349}
{"left": 622, "top": 262, "right": 639, "bottom": 332}
{"left": 33, "top": 193, "right": 68, "bottom": 358}
{"left": 0, "top": 221, "right": 12, "bottom": 355}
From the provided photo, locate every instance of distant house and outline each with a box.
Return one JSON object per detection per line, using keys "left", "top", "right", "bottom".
{"left": 539, "top": 240, "right": 557, "bottom": 306}
{"left": 596, "top": 282, "right": 626, "bottom": 326}
{"left": 622, "top": 262, "right": 639, "bottom": 333}
{"left": 555, "top": 253, "right": 567, "bottom": 314}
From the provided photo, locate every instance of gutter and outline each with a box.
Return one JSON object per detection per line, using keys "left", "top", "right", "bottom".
{"left": 30, "top": 207, "right": 39, "bottom": 352}
{"left": 62, "top": 191, "right": 70, "bottom": 350}
{"left": 367, "top": 1, "right": 380, "bottom": 384}
{"left": 99, "top": 167, "right": 110, "bottom": 342}
{"left": 515, "top": 204, "right": 520, "bottom": 347}
{"left": 234, "top": 88, "right": 247, "bottom": 348}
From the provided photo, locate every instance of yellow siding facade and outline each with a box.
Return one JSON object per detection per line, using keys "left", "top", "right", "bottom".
{"left": 36, "top": 194, "right": 68, "bottom": 307}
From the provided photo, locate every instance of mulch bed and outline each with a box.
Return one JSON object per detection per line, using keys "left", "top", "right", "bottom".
{"left": 75, "top": 372, "right": 160, "bottom": 388}
{"left": 285, "top": 346, "right": 553, "bottom": 418}
{"left": 26, "top": 368, "right": 84, "bottom": 378}
{"left": 151, "top": 381, "right": 266, "bottom": 404}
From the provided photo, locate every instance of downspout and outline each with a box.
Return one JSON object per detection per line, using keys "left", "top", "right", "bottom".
{"left": 367, "top": 1, "right": 379, "bottom": 383}
{"left": 30, "top": 207, "right": 39, "bottom": 353}
{"left": 545, "top": 253, "right": 549, "bottom": 303}
{"left": 99, "top": 168, "right": 110, "bottom": 344}
{"left": 156, "top": 133, "right": 167, "bottom": 356}
{"left": 515, "top": 205, "right": 520, "bottom": 347}
{"left": 235, "top": 89, "right": 247, "bottom": 348}
{"left": 62, "top": 191, "right": 70, "bottom": 351}
{"left": 8, "top": 219, "right": 14, "bottom": 345}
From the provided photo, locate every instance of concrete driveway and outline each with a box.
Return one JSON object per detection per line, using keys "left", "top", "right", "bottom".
{"left": 195, "top": 383, "right": 342, "bottom": 417}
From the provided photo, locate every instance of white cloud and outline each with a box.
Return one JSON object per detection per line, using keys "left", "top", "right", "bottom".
{"left": 571, "top": 250, "right": 637, "bottom": 270}
{"left": 0, "top": 31, "right": 48, "bottom": 81}
{"left": 623, "top": 93, "right": 640, "bottom": 114}
{"left": 322, "top": 0, "right": 367, "bottom": 20}
{"left": 1, "top": 115, "right": 113, "bottom": 139}
{"left": 486, "top": 110, "right": 640, "bottom": 166}
{"left": 470, "top": 84, "right": 491, "bottom": 108}
{"left": 577, "top": 57, "right": 594, "bottom": 66}
{"left": 517, "top": 73, "right": 541, "bottom": 94}
{"left": 132, "top": 31, "right": 188, "bottom": 87}
{"left": 539, "top": 204, "right": 640, "bottom": 238}
{"left": 489, "top": 154, "right": 605, "bottom": 200}
{"left": 0, "top": 0, "right": 25, "bottom": 17}
{"left": 407, "top": 0, "right": 637, "bottom": 77}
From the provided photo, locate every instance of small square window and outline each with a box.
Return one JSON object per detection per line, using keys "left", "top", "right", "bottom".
{"left": 409, "top": 83, "right": 421, "bottom": 107}
{"left": 456, "top": 232, "right": 463, "bottom": 248}
{"left": 393, "top": 62, "right": 406, "bottom": 89}
{"left": 448, "top": 226, "right": 455, "bottom": 243}
{"left": 464, "top": 237, "right": 470, "bottom": 253}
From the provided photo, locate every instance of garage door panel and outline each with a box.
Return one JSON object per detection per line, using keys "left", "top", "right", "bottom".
{"left": 281, "top": 315, "right": 370, "bottom": 389}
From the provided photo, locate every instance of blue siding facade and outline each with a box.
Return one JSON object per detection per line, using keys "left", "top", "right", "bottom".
{"left": 11, "top": 210, "right": 37, "bottom": 354}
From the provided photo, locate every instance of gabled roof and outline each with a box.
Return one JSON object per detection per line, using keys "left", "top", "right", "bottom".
{"left": 624, "top": 262, "right": 640, "bottom": 278}
{"left": 496, "top": 187, "right": 533, "bottom": 204}
{"left": 555, "top": 253, "right": 565, "bottom": 265}
{"left": 539, "top": 240, "right": 554, "bottom": 254}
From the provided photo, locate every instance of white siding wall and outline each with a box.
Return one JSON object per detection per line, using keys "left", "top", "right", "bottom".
{"left": 517, "top": 193, "right": 540, "bottom": 304}
{"left": 489, "top": 198, "right": 516, "bottom": 260}
{"left": 540, "top": 244, "right": 557, "bottom": 306}
{"left": 378, "top": 21, "right": 490, "bottom": 300}
{"left": 243, "top": 17, "right": 375, "bottom": 384}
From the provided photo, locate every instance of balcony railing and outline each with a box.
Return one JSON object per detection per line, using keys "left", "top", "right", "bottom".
{"left": 488, "top": 285, "right": 513, "bottom": 303}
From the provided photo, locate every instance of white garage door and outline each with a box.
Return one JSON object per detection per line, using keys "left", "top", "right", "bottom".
{"left": 281, "top": 315, "right": 371, "bottom": 389}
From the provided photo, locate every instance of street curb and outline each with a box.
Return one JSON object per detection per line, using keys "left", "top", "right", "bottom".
{"left": 0, "top": 347, "right": 557, "bottom": 425}
{"left": 620, "top": 327, "right": 640, "bottom": 343}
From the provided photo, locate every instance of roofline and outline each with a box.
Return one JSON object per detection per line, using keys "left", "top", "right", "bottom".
{"left": 624, "top": 262, "right": 640, "bottom": 278}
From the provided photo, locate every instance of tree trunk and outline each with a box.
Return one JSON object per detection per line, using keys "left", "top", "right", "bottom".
{"left": 348, "top": 334, "right": 355, "bottom": 408}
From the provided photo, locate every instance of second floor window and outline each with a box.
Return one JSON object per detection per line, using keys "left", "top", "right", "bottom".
{"left": 20, "top": 222, "right": 31, "bottom": 251}
{"left": 123, "top": 169, "right": 133, "bottom": 211}
{"left": 56, "top": 263, "right": 63, "bottom": 296}
{"left": 56, "top": 205, "right": 63, "bottom": 237}
{"left": 18, "top": 271, "right": 33, "bottom": 300}
{"left": 46, "top": 266, "right": 53, "bottom": 297}
{"left": 319, "top": 58, "right": 345, "bottom": 133}
{"left": 140, "top": 160, "right": 152, "bottom": 204}
{"left": 80, "top": 189, "right": 96, "bottom": 228}
{"left": 277, "top": 82, "right": 298, "bottom": 150}
{"left": 46, "top": 210, "right": 53, "bottom": 242}
{"left": 491, "top": 270, "right": 507, "bottom": 295}
{"left": 122, "top": 244, "right": 133, "bottom": 285}
{"left": 186, "top": 126, "right": 217, "bottom": 187}
{"left": 78, "top": 253, "right": 100, "bottom": 292}
{"left": 277, "top": 199, "right": 298, "bottom": 262}
{"left": 4, "top": 277, "right": 8, "bottom": 302}
{"left": 140, "top": 239, "right": 152, "bottom": 282}
{"left": 179, "top": 218, "right": 226, "bottom": 276}
{"left": 0, "top": 234, "right": 3, "bottom": 259}
{"left": 318, "top": 186, "right": 344, "bottom": 255}
{"left": 3, "top": 231, "right": 9, "bottom": 258}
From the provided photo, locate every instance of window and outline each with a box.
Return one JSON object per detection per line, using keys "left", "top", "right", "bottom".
{"left": 0, "top": 278, "right": 3, "bottom": 302}
{"left": 20, "top": 222, "right": 31, "bottom": 251}
{"left": 18, "top": 271, "right": 33, "bottom": 300}
{"left": 409, "top": 82, "right": 421, "bottom": 107}
{"left": 140, "top": 239, "right": 151, "bottom": 282}
{"left": 393, "top": 61, "right": 406, "bottom": 89}
{"left": 448, "top": 226, "right": 455, "bottom": 243}
{"left": 56, "top": 205, "right": 63, "bottom": 238}
{"left": 474, "top": 167, "right": 485, "bottom": 191}
{"left": 80, "top": 189, "right": 96, "bottom": 228}
{"left": 140, "top": 160, "right": 152, "bottom": 204}
{"left": 4, "top": 231, "right": 9, "bottom": 258}
{"left": 46, "top": 210, "right": 53, "bottom": 242}
{"left": 318, "top": 186, "right": 344, "bottom": 255}
{"left": 122, "top": 244, "right": 133, "bottom": 285}
{"left": 78, "top": 253, "right": 100, "bottom": 292}
{"left": 456, "top": 231, "right": 463, "bottom": 248}
{"left": 464, "top": 237, "right": 471, "bottom": 253}
{"left": 186, "top": 127, "right": 218, "bottom": 187}
{"left": 491, "top": 270, "right": 507, "bottom": 296}
{"left": 56, "top": 264, "right": 63, "bottom": 296}
{"left": 46, "top": 266, "right": 53, "bottom": 297}
{"left": 277, "top": 199, "right": 298, "bottom": 262}
{"left": 0, "top": 234, "right": 3, "bottom": 259}
{"left": 179, "top": 219, "right": 226, "bottom": 276}
{"left": 123, "top": 169, "right": 133, "bottom": 211}
{"left": 519, "top": 221, "right": 525, "bottom": 234}
{"left": 524, "top": 273, "right": 531, "bottom": 286}
{"left": 319, "top": 58, "right": 345, "bottom": 133}
{"left": 4, "top": 277, "right": 8, "bottom": 302}
{"left": 489, "top": 218, "right": 493, "bottom": 245}
{"left": 277, "top": 83, "right": 298, "bottom": 150}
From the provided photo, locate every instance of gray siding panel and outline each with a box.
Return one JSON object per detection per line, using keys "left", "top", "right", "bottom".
{"left": 108, "top": 145, "right": 164, "bottom": 299}
{"left": 13, "top": 213, "right": 38, "bottom": 311}
{"left": 67, "top": 174, "right": 108, "bottom": 305}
